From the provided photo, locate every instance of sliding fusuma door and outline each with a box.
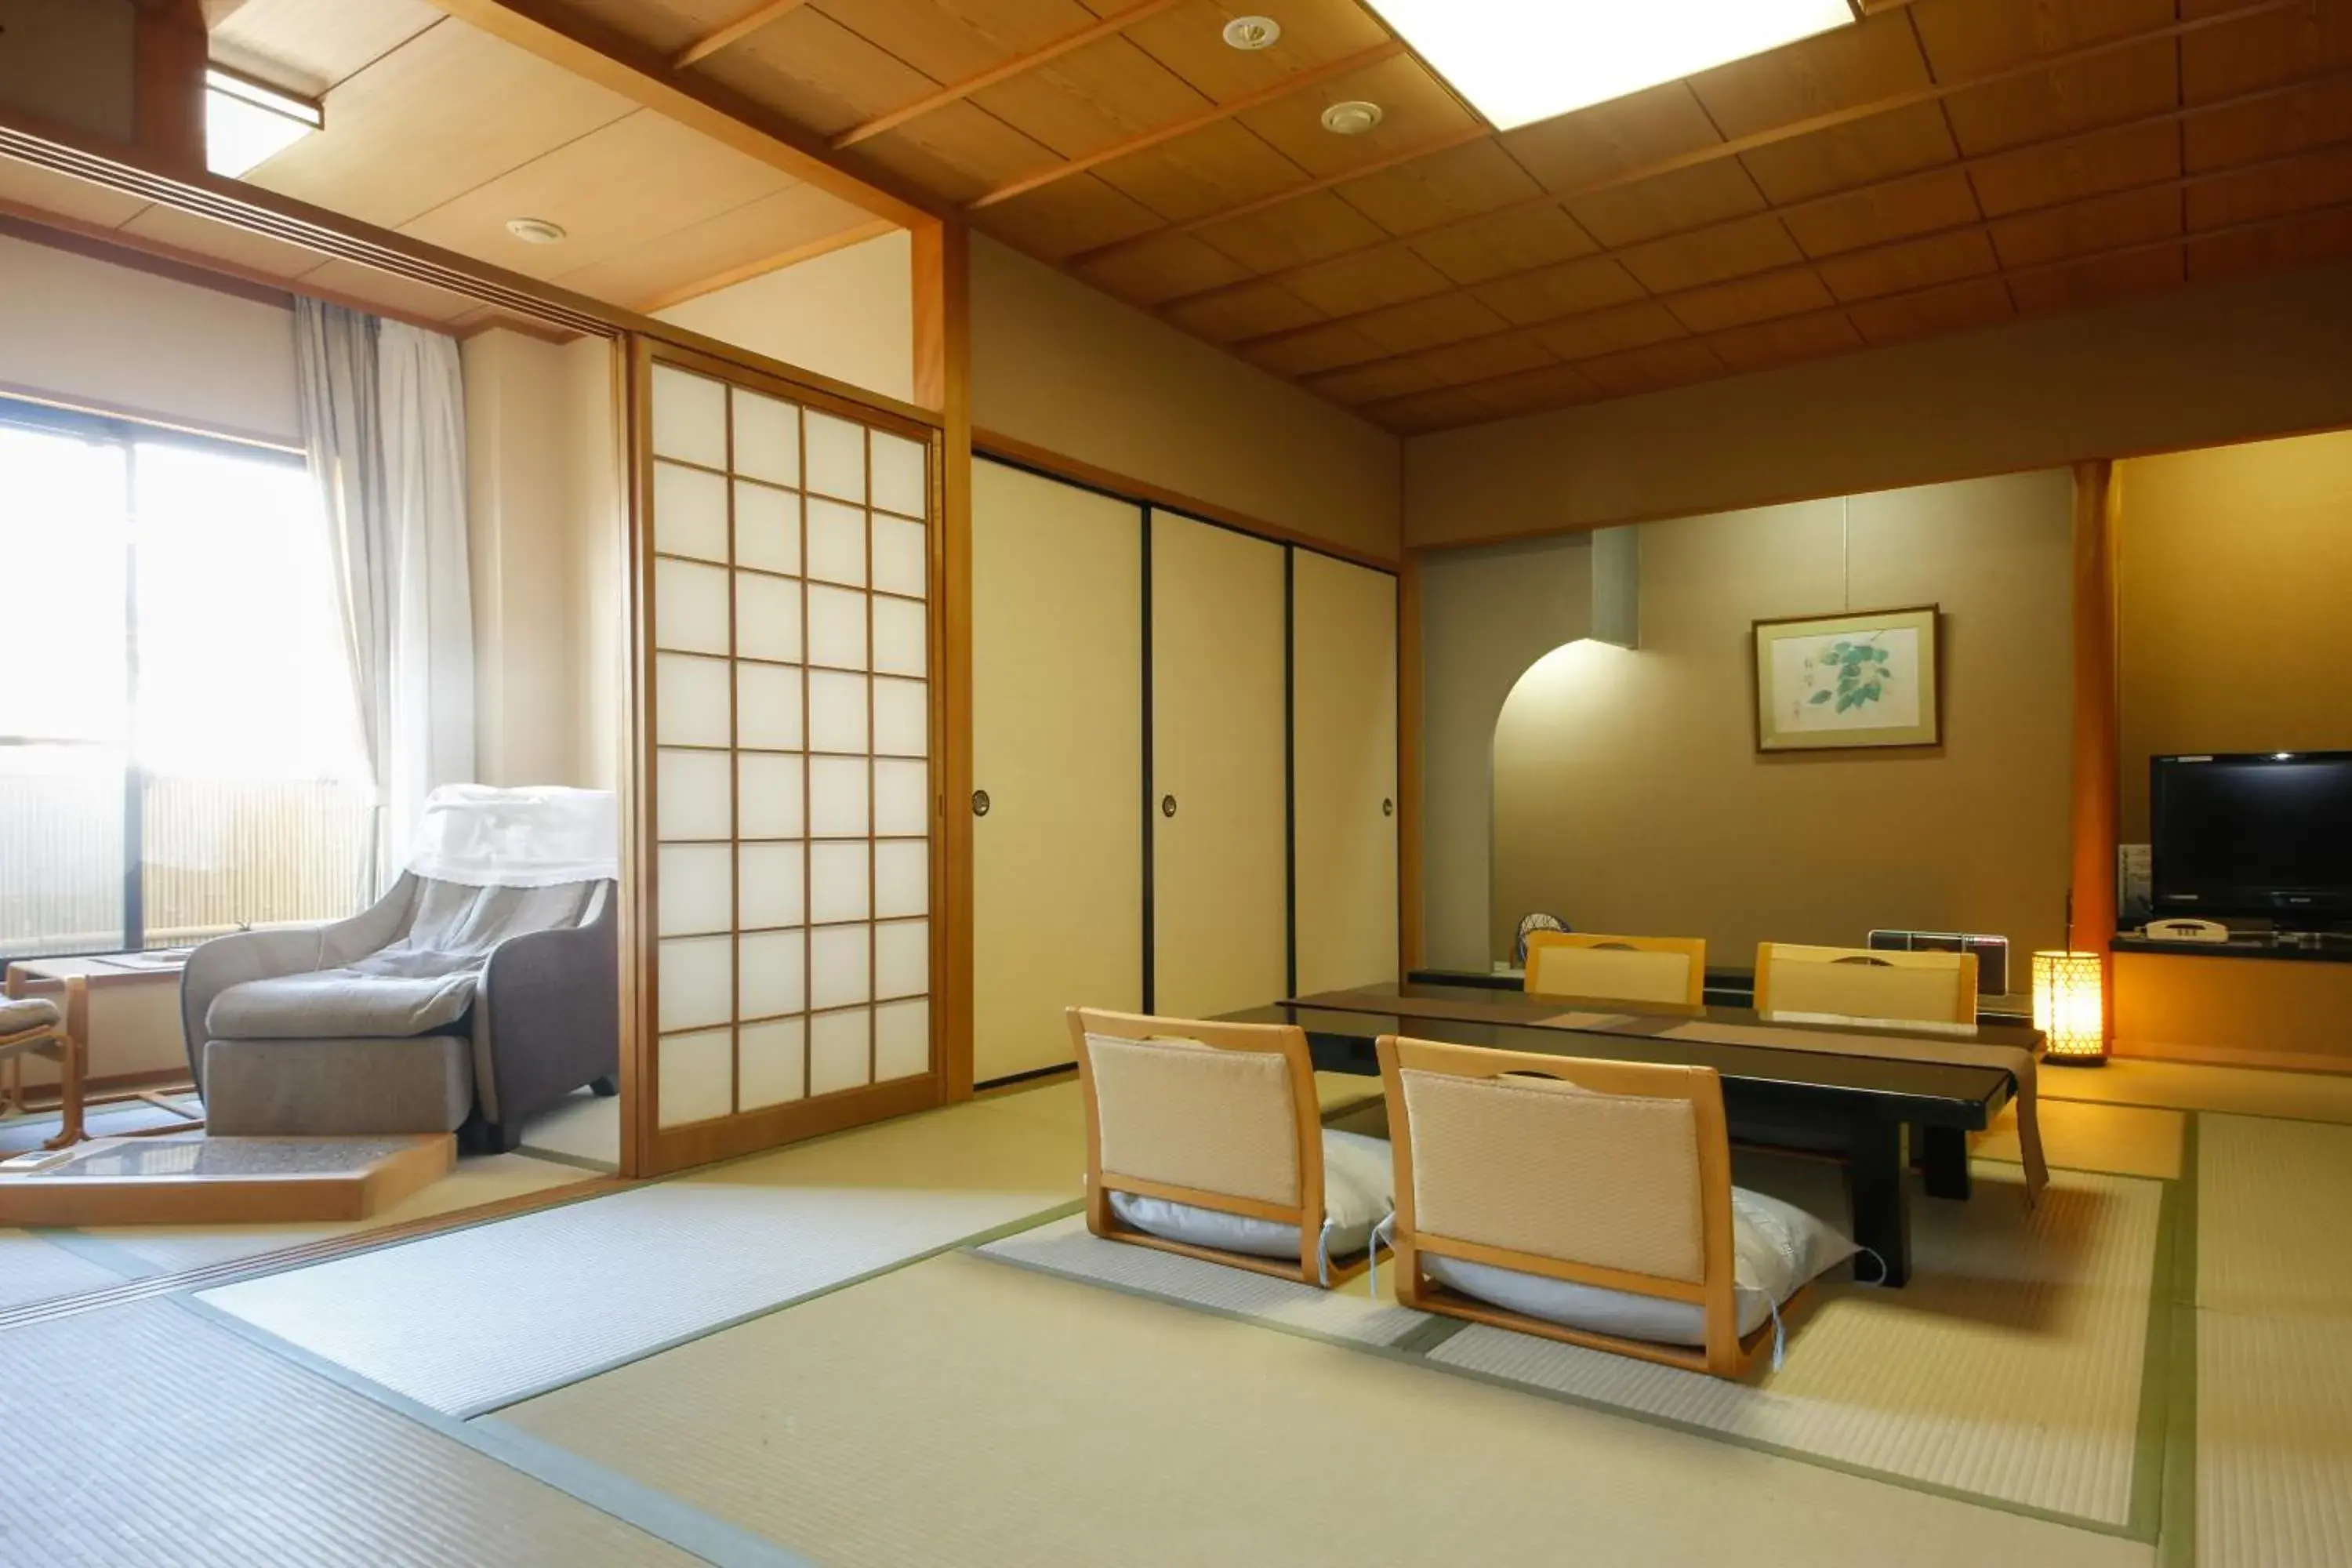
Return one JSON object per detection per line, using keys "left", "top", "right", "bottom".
{"left": 1291, "top": 550, "right": 1399, "bottom": 994}
{"left": 635, "top": 344, "right": 942, "bottom": 1171}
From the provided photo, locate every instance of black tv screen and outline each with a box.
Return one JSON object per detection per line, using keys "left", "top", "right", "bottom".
{"left": 2151, "top": 752, "right": 2352, "bottom": 923}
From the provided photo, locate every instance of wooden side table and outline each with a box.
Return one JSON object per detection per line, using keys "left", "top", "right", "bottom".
{"left": 4, "top": 953, "right": 203, "bottom": 1147}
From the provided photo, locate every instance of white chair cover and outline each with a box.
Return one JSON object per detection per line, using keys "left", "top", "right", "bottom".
{"left": 405, "top": 785, "right": 619, "bottom": 889}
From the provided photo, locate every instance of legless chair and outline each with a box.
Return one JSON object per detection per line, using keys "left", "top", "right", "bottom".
{"left": 1755, "top": 942, "right": 1977, "bottom": 1030}
{"left": 0, "top": 977, "right": 87, "bottom": 1149}
{"left": 1523, "top": 931, "right": 1707, "bottom": 1008}
{"left": 1378, "top": 1034, "right": 1846, "bottom": 1378}
{"left": 1069, "top": 1007, "right": 1391, "bottom": 1288}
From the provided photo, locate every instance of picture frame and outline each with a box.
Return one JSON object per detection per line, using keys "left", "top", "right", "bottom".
{"left": 1752, "top": 604, "right": 1941, "bottom": 753}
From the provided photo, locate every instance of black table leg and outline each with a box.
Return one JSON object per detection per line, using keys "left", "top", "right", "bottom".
{"left": 1846, "top": 1119, "right": 1913, "bottom": 1287}
{"left": 1918, "top": 1123, "right": 1972, "bottom": 1200}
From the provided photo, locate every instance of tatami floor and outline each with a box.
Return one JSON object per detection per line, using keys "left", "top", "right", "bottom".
{"left": 3, "top": 1059, "right": 2349, "bottom": 1566}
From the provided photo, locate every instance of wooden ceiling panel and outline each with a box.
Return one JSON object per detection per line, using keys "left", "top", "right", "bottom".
{"left": 209, "top": 0, "right": 446, "bottom": 96}
{"left": 1088, "top": 118, "right": 1312, "bottom": 226}
{"left": 1780, "top": 166, "right": 1982, "bottom": 256}
{"left": 1369, "top": 387, "right": 1497, "bottom": 434}
{"left": 1499, "top": 82, "right": 1726, "bottom": 194}
{"left": 806, "top": 0, "right": 1083, "bottom": 84}
{"left": 1846, "top": 274, "right": 2017, "bottom": 344}
{"left": 1617, "top": 212, "right": 1806, "bottom": 293}
{"left": 116, "top": 201, "right": 332, "bottom": 278}
{"left": 0, "top": 158, "right": 152, "bottom": 229}
{"left": 1072, "top": 228, "right": 1251, "bottom": 303}
{"left": 2180, "top": 0, "right": 2352, "bottom": 103}
{"left": 969, "top": 38, "right": 1216, "bottom": 162}
{"left": 1408, "top": 332, "right": 1558, "bottom": 390}
{"left": 1989, "top": 183, "right": 2183, "bottom": 268}
{"left": 1119, "top": 0, "right": 1392, "bottom": 103}
{"left": 1565, "top": 158, "right": 1771, "bottom": 249}
{"left": 1407, "top": 202, "right": 1599, "bottom": 287}
{"left": 1737, "top": 102, "right": 1961, "bottom": 206}
{"left": 1161, "top": 278, "right": 1325, "bottom": 341}
{"left": 1940, "top": 42, "right": 2182, "bottom": 157}
{"left": 850, "top": 100, "right": 1060, "bottom": 203}
{"left": 2187, "top": 205, "right": 2352, "bottom": 280}
{"left": 1577, "top": 339, "right": 1727, "bottom": 397}
{"left": 2186, "top": 142, "right": 2352, "bottom": 230}
{"left": 699, "top": 9, "right": 935, "bottom": 139}
{"left": 1349, "top": 291, "right": 1520, "bottom": 358}
{"left": 1331, "top": 139, "right": 1548, "bottom": 238}
{"left": 2006, "top": 242, "right": 2185, "bottom": 314}
{"left": 1530, "top": 299, "right": 1693, "bottom": 362}
{"left": 1665, "top": 267, "right": 1838, "bottom": 335}
{"left": 1230, "top": 55, "right": 1480, "bottom": 180}
{"left": 554, "top": 0, "right": 717, "bottom": 56}
{"left": 1278, "top": 244, "right": 1454, "bottom": 318}
{"left": 976, "top": 170, "right": 1163, "bottom": 257}
{"left": 1686, "top": 9, "right": 1936, "bottom": 139}
{"left": 1192, "top": 188, "right": 1389, "bottom": 273}
{"left": 1471, "top": 255, "right": 1650, "bottom": 327}
{"left": 1308, "top": 356, "right": 1449, "bottom": 408}
{"left": 551, "top": 183, "right": 880, "bottom": 309}
{"left": 241, "top": 19, "right": 637, "bottom": 231}
{"left": 2185, "top": 75, "right": 2352, "bottom": 171}
{"left": 1705, "top": 309, "right": 1865, "bottom": 375}
{"left": 1243, "top": 320, "right": 1388, "bottom": 377}
{"left": 1968, "top": 118, "right": 2183, "bottom": 215}
{"left": 1907, "top": 0, "right": 2176, "bottom": 80}
{"left": 1465, "top": 362, "right": 1604, "bottom": 420}
{"left": 1814, "top": 227, "right": 2001, "bottom": 300}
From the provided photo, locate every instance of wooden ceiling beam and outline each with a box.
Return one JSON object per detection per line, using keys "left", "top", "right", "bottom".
{"left": 967, "top": 39, "right": 1405, "bottom": 212}
{"left": 421, "top": 0, "right": 944, "bottom": 230}
{"left": 1248, "top": 62, "right": 2352, "bottom": 361}
{"left": 673, "top": 0, "right": 814, "bottom": 71}
{"left": 1355, "top": 191, "right": 2352, "bottom": 429}
{"left": 1148, "top": 0, "right": 2307, "bottom": 312}
{"left": 837, "top": 0, "right": 1187, "bottom": 151}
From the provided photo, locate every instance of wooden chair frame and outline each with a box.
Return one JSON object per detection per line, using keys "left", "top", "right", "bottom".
{"left": 0, "top": 975, "right": 88, "bottom": 1149}
{"left": 1377, "top": 1032, "right": 1793, "bottom": 1378}
{"left": 1523, "top": 931, "right": 1708, "bottom": 1007}
{"left": 1068, "top": 1007, "right": 1377, "bottom": 1289}
{"left": 1754, "top": 942, "right": 1978, "bottom": 1025}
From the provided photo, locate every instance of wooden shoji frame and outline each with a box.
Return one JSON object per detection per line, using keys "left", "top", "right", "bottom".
{"left": 629, "top": 338, "right": 949, "bottom": 1176}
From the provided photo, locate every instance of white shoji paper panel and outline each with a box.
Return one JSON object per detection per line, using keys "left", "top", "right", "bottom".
{"left": 810, "top": 924, "right": 871, "bottom": 1009}
{"left": 806, "top": 499, "right": 867, "bottom": 588}
{"left": 809, "top": 756, "right": 869, "bottom": 837}
{"left": 739, "top": 929, "right": 806, "bottom": 1019}
{"left": 659, "top": 844, "right": 732, "bottom": 935}
{"left": 804, "top": 412, "right": 866, "bottom": 503}
{"left": 810, "top": 1008, "right": 871, "bottom": 1094}
{"left": 810, "top": 841, "right": 870, "bottom": 924}
{"left": 737, "top": 662, "right": 804, "bottom": 751}
{"left": 656, "top": 655, "right": 731, "bottom": 747}
{"left": 876, "top": 919, "right": 927, "bottom": 1000}
{"left": 871, "top": 431, "right": 926, "bottom": 520}
{"left": 731, "top": 389, "right": 800, "bottom": 488}
{"left": 807, "top": 583, "right": 869, "bottom": 670}
{"left": 655, "top": 462, "right": 728, "bottom": 562}
{"left": 659, "top": 1024, "right": 734, "bottom": 1127}
{"left": 655, "top": 560, "right": 729, "bottom": 655}
{"left": 739, "top": 1017, "right": 807, "bottom": 1109}
{"left": 872, "top": 515, "right": 926, "bottom": 600}
{"left": 873, "top": 677, "right": 927, "bottom": 757}
{"left": 875, "top": 759, "right": 928, "bottom": 837}
{"left": 739, "top": 841, "right": 805, "bottom": 931}
{"left": 808, "top": 670, "right": 869, "bottom": 753}
{"left": 875, "top": 998, "right": 929, "bottom": 1082}
{"left": 872, "top": 595, "right": 925, "bottom": 677}
{"left": 656, "top": 750, "right": 731, "bottom": 842}
{"left": 738, "top": 753, "right": 804, "bottom": 838}
{"left": 735, "top": 572, "right": 803, "bottom": 664}
{"left": 875, "top": 839, "right": 928, "bottom": 919}
{"left": 658, "top": 935, "right": 733, "bottom": 1033}
{"left": 652, "top": 366, "right": 726, "bottom": 469}
{"left": 734, "top": 481, "right": 800, "bottom": 576}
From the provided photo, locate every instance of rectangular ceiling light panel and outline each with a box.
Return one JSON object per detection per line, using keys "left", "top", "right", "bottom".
{"left": 205, "top": 68, "right": 323, "bottom": 178}
{"left": 1371, "top": 0, "right": 1861, "bottom": 129}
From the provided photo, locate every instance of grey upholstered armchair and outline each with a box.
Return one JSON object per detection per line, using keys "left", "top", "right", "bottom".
{"left": 180, "top": 786, "right": 620, "bottom": 1151}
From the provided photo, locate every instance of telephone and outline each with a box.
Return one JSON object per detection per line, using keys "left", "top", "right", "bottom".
{"left": 2141, "top": 917, "right": 2231, "bottom": 944}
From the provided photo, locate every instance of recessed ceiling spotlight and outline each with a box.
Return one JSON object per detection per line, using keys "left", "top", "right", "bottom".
{"left": 505, "top": 217, "right": 568, "bottom": 245}
{"left": 1222, "top": 15, "right": 1281, "bottom": 50}
{"left": 1319, "top": 100, "right": 1383, "bottom": 135}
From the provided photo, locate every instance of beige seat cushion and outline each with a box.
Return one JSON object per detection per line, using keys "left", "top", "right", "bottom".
{"left": 0, "top": 996, "right": 64, "bottom": 1038}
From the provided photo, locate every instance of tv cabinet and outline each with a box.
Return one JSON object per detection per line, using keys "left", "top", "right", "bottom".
{"left": 2111, "top": 937, "right": 2352, "bottom": 1074}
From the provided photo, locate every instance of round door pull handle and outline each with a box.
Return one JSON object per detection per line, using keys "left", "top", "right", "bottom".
{"left": 971, "top": 789, "right": 990, "bottom": 817}
{"left": 1382, "top": 797, "right": 1395, "bottom": 816}
{"left": 1161, "top": 794, "right": 1178, "bottom": 818}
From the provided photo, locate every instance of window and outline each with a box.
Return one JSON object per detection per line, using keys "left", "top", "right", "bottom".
{"left": 0, "top": 397, "right": 372, "bottom": 960}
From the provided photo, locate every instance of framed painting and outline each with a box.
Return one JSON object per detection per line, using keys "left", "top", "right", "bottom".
{"left": 1752, "top": 604, "right": 1941, "bottom": 752}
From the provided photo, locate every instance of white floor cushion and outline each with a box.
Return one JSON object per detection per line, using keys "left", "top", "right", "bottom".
{"left": 1420, "top": 1188, "right": 1855, "bottom": 1347}
{"left": 1108, "top": 1129, "right": 1392, "bottom": 1265}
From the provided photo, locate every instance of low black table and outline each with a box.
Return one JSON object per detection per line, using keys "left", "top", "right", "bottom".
{"left": 1218, "top": 982, "right": 2038, "bottom": 1287}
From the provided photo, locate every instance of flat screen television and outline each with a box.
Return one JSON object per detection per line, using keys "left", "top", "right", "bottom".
{"left": 2151, "top": 751, "right": 2352, "bottom": 925}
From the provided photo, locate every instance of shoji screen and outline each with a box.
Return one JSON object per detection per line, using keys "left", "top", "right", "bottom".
{"left": 643, "top": 350, "right": 938, "bottom": 1152}
{"left": 971, "top": 460, "right": 1143, "bottom": 1083}
{"left": 1292, "top": 550, "right": 1399, "bottom": 995}
{"left": 1150, "top": 510, "right": 1287, "bottom": 1018}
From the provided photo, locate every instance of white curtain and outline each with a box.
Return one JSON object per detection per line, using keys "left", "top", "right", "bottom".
{"left": 294, "top": 301, "right": 476, "bottom": 888}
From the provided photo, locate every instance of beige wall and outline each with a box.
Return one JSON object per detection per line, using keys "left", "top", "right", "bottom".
{"left": 970, "top": 234, "right": 1400, "bottom": 561}
{"left": 655, "top": 229, "right": 914, "bottom": 406}
{"left": 0, "top": 232, "right": 299, "bottom": 445}
{"left": 2117, "top": 428, "right": 2352, "bottom": 840}
{"left": 461, "top": 328, "right": 623, "bottom": 790}
{"left": 1406, "top": 259, "right": 2352, "bottom": 550}
{"left": 1481, "top": 470, "right": 2075, "bottom": 974}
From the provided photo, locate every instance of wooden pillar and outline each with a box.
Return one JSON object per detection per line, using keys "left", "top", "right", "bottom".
{"left": 914, "top": 220, "right": 976, "bottom": 1100}
{"left": 132, "top": 0, "right": 209, "bottom": 173}
{"left": 2067, "top": 461, "right": 2122, "bottom": 1011}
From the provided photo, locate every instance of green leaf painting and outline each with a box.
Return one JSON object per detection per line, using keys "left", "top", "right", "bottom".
{"left": 1802, "top": 635, "right": 1896, "bottom": 714}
